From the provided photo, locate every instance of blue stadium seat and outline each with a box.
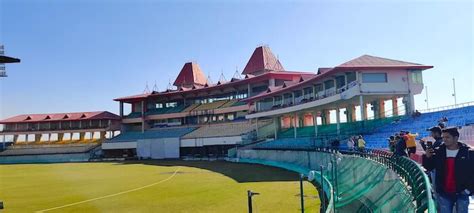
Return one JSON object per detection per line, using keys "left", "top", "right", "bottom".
{"left": 362, "top": 106, "right": 474, "bottom": 148}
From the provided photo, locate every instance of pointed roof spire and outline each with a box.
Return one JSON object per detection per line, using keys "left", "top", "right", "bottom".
{"left": 143, "top": 82, "right": 150, "bottom": 94}
{"left": 218, "top": 70, "right": 227, "bottom": 83}
{"left": 207, "top": 73, "right": 213, "bottom": 85}
{"left": 152, "top": 81, "right": 159, "bottom": 92}
{"left": 173, "top": 62, "right": 207, "bottom": 87}
{"left": 232, "top": 67, "right": 241, "bottom": 79}
{"left": 242, "top": 45, "right": 285, "bottom": 75}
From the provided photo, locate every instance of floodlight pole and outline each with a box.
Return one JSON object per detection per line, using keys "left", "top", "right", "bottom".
{"left": 424, "top": 86, "right": 429, "bottom": 110}
{"left": 452, "top": 78, "right": 457, "bottom": 106}
{"left": 300, "top": 173, "right": 305, "bottom": 213}
{"left": 247, "top": 190, "right": 259, "bottom": 213}
{"left": 248, "top": 190, "right": 253, "bottom": 213}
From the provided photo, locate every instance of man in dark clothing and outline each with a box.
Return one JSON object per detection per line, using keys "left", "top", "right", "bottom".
{"left": 422, "top": 127, "right": 474, "bottom": 213}
{"left": 394, "top": 135, "right": 407, "bottom": 157}
{"left": 420, "top": 126, "right": 444, "bottom": 151}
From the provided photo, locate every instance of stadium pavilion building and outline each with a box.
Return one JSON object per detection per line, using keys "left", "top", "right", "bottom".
{"left": 103, "top": 46, "right": 433, "bottom": 159}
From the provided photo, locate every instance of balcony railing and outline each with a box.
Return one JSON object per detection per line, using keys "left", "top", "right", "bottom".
{"left": 252, "top": 81, "right": 359, "bottom": 114}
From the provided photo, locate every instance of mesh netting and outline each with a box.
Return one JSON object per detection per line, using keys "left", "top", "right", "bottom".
{"left": 237, "top": 149, "right": 417, "bottom": 212}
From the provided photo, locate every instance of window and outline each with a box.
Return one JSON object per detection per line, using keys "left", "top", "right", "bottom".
{"left": 335, "top": 76, "right": 346, "bottom": 88}
{"left": 156, "top": 103, "right": 163, "bottom": 108}
{"left": 314, "top": 84, "right": 323, "bottom": 92}
{"left": 362, "top": 73, "right": 387, "bottom": 83}
{"left": 346, "top": 72, "right": 357, "bottom": 83}
{"left": 166, "top": 102, "right": 177, "bottom": 108}
{"left": 411, "top": 70, "right": 423, "bottom": 84}
{"left": 324, "top": 80, "right": 335, "bottom": 89}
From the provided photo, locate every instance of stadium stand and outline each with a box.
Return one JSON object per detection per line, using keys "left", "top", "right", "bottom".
{"left": 219, "top": 100, "right": 237, "bottom": 108}
{"left": 183, "top": 103, "right": 200, "bottom": 112}
{"left": 106, "top": 127, "right": 196, "bottom": 143}
{"left": 146, "top": 104, "right": 188, "bottom": 115}
{"left": 0, "top": 143, "right": 99, "bottom": 156}
{"left": 192, "top": 100, "right": 228, "bottom": 111}
{"left": 182, "top": 121, "right": 252, "bottom": 139}
{"left": 362, "top": 105, "right": 474, "bottom": 148}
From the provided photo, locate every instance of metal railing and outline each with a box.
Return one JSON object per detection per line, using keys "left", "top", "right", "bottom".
{"left": 242, "top": 146, "right": 437, "bottom": 212}
{"left": 418, "top": 101, "right": 474, "bottom": 113}
{"left": 327, "top": 148, "right": 436, "bottom": 213}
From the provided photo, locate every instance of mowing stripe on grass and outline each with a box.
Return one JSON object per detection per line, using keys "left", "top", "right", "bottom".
{"left": 36, "top": 168, "right": 181, "bottom": 213}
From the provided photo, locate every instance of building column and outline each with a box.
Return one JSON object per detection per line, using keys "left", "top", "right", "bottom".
{"left": 100, "top": 132, "right": 106, "bottom": 140}
{"left": 273, "top": 117, "right": 278, "bottom": 139}
{"left": 58, "top": 133, "right": 64, "bottom": 141}
{"left": 346, "top": 105, "right": 356, "bottom": 123}
{"left": 378, "top": 99, "right": 386, "bottom": 118}
{"left": 371, "top": 101, "right": 380, "bottom": 119}
{"left": 25, "top": 134, "right": 29, "bottom": 142}
{"left": 323, "top": 109, "right": 331, "bottom": 125}
{"left": 359, "top": 95, "right": 367, "bottom": 121}
{"left": 34, "top": 134, "right": 41, "bottom": 143}
{"left": 293, "top": 113, "right": 297, "bottom": 138}
{"left": 79, "top": 132, "right": 85, "bottom": 141}
{"left": 336, "top": 108, "right": 341, "bottom": 135}
{"left": 247, "top": 84, "right": 252, "bottom": 97}
{"left": 404, "top": 94, "right": 415, "bottom": 115}
{"left": 141, "top": 100, "right": 146, "bottom": 133}
{"left": 13, "top": 134, "right": 18, "bottom": 143}
{"left": 313, "top": 111, "right": 318, "bottom": 138}
{"left": 119, "top": 102, "right": 124, "bottom": 117}
{"left": 392, "top": 97, "right": 399, "bottom": 116}
{"left": 255, "top": 118, "right": 259, "bottom": 139}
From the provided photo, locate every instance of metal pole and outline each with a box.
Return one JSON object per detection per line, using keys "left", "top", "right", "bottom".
{"left": 320, "top": 165, "right": 325, "bottom": 212}
{"left": 300, "top": 174, "right": 305, "bottom": 213}
{"left": 452, "top": 78, "right": 457, "bottom": 105}
{"left": 248, "top": 190, "right": 253, "bottom": 213}
{"left": 424, "top": 86, "right": 429, "bottom": 110}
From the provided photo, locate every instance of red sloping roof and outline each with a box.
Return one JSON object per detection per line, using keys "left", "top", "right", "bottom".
{"left": 243, "top": 55, "right": 434, "bottom": 103}
{"left": 338, "top": 55, "right": 423, "bottom": 67}
{"left": 0, "top": 111, "right": 121, "bottom": 124}
{"left": 173, "top": 62, "right": 208, "bottom": 87}
{"left": 115, "top": 71, "right": 315, "bottom": 102}
{"left": 242, "top": 46, "right": 285, "bottom": 75}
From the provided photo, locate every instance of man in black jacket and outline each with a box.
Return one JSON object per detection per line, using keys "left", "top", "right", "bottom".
{"left": 420, "top": 126, "right": 444, "bottom": 151}
{"left": 422, "top": 127, "right": 474, "bottom": 213}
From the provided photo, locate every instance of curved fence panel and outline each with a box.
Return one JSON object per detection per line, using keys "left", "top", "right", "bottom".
{"left": 237, "top": 148, "right": 436, "bottom": 212}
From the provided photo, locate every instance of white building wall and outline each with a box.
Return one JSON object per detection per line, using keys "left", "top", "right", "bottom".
{"left": 359, "top": 70, "right": 423, "bottom": 95}
{"left": 180, "top": 136, "right": 242, "bottom": 147}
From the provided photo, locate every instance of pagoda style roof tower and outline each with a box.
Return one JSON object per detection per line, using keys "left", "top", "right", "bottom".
{"left": 173, "top": 62, "right": 207, "bottom": 89}
{"left": 242, "top": 45, "right": 284, "bottom": 76}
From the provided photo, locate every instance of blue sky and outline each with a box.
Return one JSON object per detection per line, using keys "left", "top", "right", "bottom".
{"left": 0, "top": 0, "right": 472, "bottom": 118}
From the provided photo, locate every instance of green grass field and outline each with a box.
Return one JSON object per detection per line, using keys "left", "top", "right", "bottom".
{"left": 0, "top": 160, "right": 320, "bottom": 213}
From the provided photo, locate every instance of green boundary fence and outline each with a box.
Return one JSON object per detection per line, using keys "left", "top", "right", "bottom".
{"left": 236, "top": 148, "right": 436, "bottom": 213}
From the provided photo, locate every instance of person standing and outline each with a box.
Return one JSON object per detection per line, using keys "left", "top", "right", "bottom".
{"left": 394, "top": 134, "right": 408, "bottom": 157}
{"left": 405, "top": 131, "right": 418, "bottom": 156}
{"left": 422, "top": 127, "right": 474, "bottom": 213}
{"left": 347, "top": 137, "right": 355, "bottom": 151}
{"left": 420, "top": 126, "right": 443, "bottom": 151}
{"left": 357, "top": 135, "right": 366, "bottom": 152}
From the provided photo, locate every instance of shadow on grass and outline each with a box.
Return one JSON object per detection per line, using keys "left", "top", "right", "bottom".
{"left": 115, "top": 160, "right": 303, "bottom": 183}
